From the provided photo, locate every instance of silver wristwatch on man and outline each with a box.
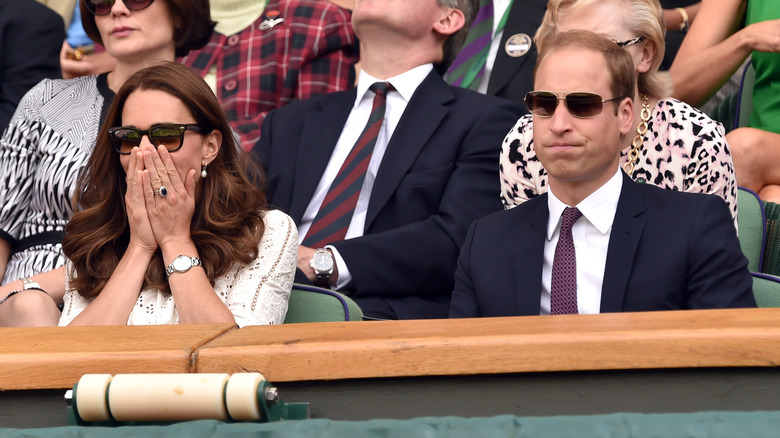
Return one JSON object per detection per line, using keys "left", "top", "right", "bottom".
{"left": 309, "top": 248, "right": 334, "bottom": 286}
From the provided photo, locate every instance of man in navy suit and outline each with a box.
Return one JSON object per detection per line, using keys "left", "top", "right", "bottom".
{"left": 450, "top": 30, "right": 756, "bottom": 318}
{"left": 253, "top": 0, "right": 523, "bottom": 320}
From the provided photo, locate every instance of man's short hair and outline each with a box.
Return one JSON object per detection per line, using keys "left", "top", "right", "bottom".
{"left": 437, "top": 0, "right": 478, "bottom": 75}
{"left": 534, "top": 30, "right": 637, "bottom": 111}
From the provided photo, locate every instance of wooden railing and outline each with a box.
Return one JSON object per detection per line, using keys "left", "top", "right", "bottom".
{"left": 2, "top": 308, "right": 779, "bottom": 390}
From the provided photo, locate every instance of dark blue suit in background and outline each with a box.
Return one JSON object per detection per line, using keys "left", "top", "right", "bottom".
{"left": 450, "top": 172, "right": 757, "bottom": 317}
{"left": 0, "top": 0, "right": 64, "bottom": 131}
{"left": 253, "top": 70, "right": 523, "bottom": 319}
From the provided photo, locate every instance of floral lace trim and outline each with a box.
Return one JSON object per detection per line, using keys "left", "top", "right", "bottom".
{"left": 251, "top": 212, "right": 294, "bottom": 312}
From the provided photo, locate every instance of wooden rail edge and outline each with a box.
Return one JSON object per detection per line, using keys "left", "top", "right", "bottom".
{"left": 194, "top": 308, "right": 780, "bottom": 381}
{"left": 0, "top": 324, "right": 237, "bottom": 390}
{"left": 1, "top": 308, "right": 779, "bottom": 390}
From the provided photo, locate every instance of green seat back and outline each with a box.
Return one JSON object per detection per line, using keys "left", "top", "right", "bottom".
{"left": 752, "top": 274, "right": 780, "bottom": 307}
{"left": 706, "top": 59, "right": 754, "bottom": 133}
{"left": 738, "top": 187, "right": 766, "bottom": 272}
{"left": 763, "top": 202, "right": 780, "bottom": 276}
{"left": 735, "top": 59, "right": 755, "bottom": 129}
{"left": 283, "top": 284, "right": 363, "bottom": 323}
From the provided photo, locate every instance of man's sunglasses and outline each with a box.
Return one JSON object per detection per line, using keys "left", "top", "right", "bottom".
{"left": 109, "top": 123, "right": 208, "bottom": 155}
{"left": 524, "top": 91, "right": 627, "bottom": 119}
{"left": 85, "top": 0, "right": 155, "bottom": 16}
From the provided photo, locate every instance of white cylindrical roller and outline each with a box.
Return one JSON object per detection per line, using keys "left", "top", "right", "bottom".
{"left": 75, "top": 374, "right": 113, "bottom": 422}
{"left": 225, "top": 372, "right": 265, "bottom": 421}
{"left": 107, "top": 373, "right": 230, "bottom": 422}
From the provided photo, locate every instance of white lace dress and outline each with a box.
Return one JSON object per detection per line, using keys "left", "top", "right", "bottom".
{"left": 58, "top": 209, "right": 298, "bottom": 327}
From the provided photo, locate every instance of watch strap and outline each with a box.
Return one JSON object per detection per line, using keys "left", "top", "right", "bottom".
{"left": 21, "top": 277, "right": 41, "bottom": 290}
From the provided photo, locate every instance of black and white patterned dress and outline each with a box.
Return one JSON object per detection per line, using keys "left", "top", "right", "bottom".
{"left": 499, "top": 98, "right": 738, "bottom": 224}
{"left": 0, "top": 74, "right": 113, "bottom": 284}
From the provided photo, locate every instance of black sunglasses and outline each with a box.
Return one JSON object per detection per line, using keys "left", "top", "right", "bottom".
{"left": 109, "top": 123, "right": 208, "bottom": 155}
{"left": 524, "top": 91, "right": 626, "bottom": 119}
{"left": 85, "top": 0, "right": 155, "bottom": 16}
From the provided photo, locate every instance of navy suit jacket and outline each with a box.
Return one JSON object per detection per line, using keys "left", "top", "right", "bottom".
{"left": 486, "top": 0, "right": 547, "bottom": 104}
{"left": 253, "top": 70, "right": 523, "bottom": 319}
{"left": 450, "top": 172, "right": 757, "bottom": 317}
{"left": 0, "top": 0, "right": 64, "bottom": 131}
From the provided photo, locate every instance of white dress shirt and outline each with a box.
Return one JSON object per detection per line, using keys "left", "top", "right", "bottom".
{"left": 540, "top": 169, "right": 624, "bottom": 315}
{"left": 298, "top": 64, "right": 433, "bottom": 288}
{"left": 476, "top": 0, "right": 513, "bottom": 94}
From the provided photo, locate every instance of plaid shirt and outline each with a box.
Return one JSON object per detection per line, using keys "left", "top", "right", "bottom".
{"left": 179, "top": 0, "right": 358, "bottom": 151}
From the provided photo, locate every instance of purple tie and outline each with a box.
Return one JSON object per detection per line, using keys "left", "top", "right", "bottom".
{"left": 550, "top": 207, "right": 582, "bottom": 315}
{"left": 302, "top": 82, "right": 393, "bottom": 248}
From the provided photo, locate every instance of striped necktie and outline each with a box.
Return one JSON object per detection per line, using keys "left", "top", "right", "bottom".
{"left": 302, "top": 82, "right": 393, "bottom": 248}
{"left": 550, "top": 207, "right": 583, "bottom": 315}
{"left": 446, "top": 0, "right": 495, "bottom": 90}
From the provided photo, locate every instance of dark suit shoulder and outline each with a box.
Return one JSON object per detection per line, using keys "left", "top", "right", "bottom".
{"left": 447, "top": 83, "right": 522, "bottom": 109}
{"left": 473, "top": 193, "right": 548, "bottom": 231}
{"left": 271, "top": 87, "right": 352, "bottom": 115}
{"left": 632, "top": 179, "right": 731, "bottom": 212}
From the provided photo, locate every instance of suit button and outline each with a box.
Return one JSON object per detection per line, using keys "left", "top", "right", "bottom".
{"left": 224, "top": 79, "right": 238, "bottom": 92}
{"left": 227, "top": 35, "right": 240, "bottom": 46}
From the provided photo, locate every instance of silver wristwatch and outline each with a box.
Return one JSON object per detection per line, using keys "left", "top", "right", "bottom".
{"left": 309, "top": 248, "right": 334, "bottom": 286}
{"left": 166, "top": 255, "right": 202, "bottom": 278}
{"left": 21, "top": 277, "right": 41, "bottom": 290}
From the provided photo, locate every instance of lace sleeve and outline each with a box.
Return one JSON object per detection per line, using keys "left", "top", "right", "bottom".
{"left": 224, "top": 209, "right": 298, "bottom": 327}
{"left": 57, "top": 260, "right": 91, "bottom": 326}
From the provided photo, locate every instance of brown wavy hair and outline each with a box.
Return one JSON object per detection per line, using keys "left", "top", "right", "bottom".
{"left": 81, "top": 0, "right": 215, "bottom": 58}
{"left": 63, "top": 62, "right": 268, "bottom": 298}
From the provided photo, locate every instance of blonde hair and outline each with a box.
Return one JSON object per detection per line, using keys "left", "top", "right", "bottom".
{"left": 535, "top": 0, "right": 672, "bottom": 98}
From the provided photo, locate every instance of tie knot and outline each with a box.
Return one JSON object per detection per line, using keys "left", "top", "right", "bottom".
{"left": 370, "top": 82, "right": 393, "bottom": 98}
{"left": 561, "top": 207, "right": 582, "bottom": 229}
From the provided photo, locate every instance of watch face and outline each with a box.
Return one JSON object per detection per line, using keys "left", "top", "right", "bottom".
{"left": 313, "top": 253, "right": 333, "bottom": 271}
{"left": 172, "top": 256, "right": 191, "bottom": 271}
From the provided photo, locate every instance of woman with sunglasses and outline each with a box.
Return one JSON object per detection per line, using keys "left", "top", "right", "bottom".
{"left": 498, "top": 0, "right": 737, "bottom": 224}
{"left": 0, "top": 0, "right": 213, "bottom": 301}
{"left": 0, "top": 62, "right": 297, "bottom": 327}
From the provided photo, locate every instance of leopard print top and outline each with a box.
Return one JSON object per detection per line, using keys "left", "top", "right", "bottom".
{"left": 499, "top": 98, "right": 738, "bottom": 224}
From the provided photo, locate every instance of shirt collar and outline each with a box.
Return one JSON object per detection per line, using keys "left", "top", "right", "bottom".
{"left": 353, "top": 64, "right": 433, "bottom": 108}
{"left": 547, "top": 168, "right": 624, "bottom": 239}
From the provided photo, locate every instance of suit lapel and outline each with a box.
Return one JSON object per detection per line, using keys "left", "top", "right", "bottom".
{"left": 600, "top": 173, "right": 647, "bottom": 313}
{"left": 364, "top": 71, "right": 452, "bottom": 230}
{"left": 487, "top": 0, "right": 546, "bottom": 95}
{"left": 514, "top": 197, "right": 549, "bottom": 316}
{"left": 288, "top": 91, "right": 355, "bottom": 222}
